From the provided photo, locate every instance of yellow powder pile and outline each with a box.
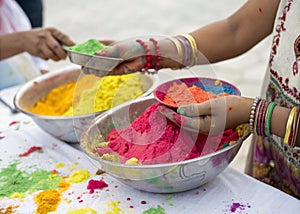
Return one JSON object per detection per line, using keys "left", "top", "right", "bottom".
{"left": 31, "top": 73, "right": 144, "bottom": 116}
{"left": 66, "top": 73, "right": 144, "bottom": 116}
{"left": 34, "top": 189, "right": 61, "bottom": 214}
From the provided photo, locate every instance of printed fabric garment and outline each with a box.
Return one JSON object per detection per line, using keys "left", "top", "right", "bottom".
{"left": 246, "top": 0, "right": 300, "bottom": 199}
{"left": 0, "top": 0, "right": 47, "bottom": 90}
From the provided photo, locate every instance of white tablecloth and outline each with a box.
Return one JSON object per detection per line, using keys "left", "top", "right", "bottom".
{"left": 0, "top": 83, "right": 299, "bottom": 214}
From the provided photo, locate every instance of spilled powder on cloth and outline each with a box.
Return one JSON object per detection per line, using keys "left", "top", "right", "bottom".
{"left": 105, "top": 201, "right": 124, "bottom": 214}
{"left": 87, "top": 179, "right": 108, "bottom": 193}
{"left": 34, "top": 189, "right": 61, "bottom": 214}
{"left": 142, "top": 205, "right": 166, "bottom": 214}
{"left": 100, "top": 103, "right": 238, "bottom": 164}
{"left": 66, "top": 207, "right": 97, "bottom": 214}
{"left": 0, "top": 162, "right": 62, "bottom": 197}
{"left": 69, "top": 169, "right": 90, "bottom": 183}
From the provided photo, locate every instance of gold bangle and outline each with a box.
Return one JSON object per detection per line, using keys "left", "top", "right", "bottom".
{"left": 166, "top": 37, "right": 183, "bottom": 64}
{"left": 180, "top": 34, "right": 198, "bottom": 66}
{"left": 283, "top": 107, "right": 297, "bottom": 144}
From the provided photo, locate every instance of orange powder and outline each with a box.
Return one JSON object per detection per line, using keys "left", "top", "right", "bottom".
{"left": 163, "top": 82, "right": 229, "bottom": 107}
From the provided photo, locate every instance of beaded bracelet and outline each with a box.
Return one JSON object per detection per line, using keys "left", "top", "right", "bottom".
{"left": 265, "top": 102, "right": 276, "bottom": 136}
{"left": 136, "top": 39, "right": 152, "bottom": 73}
{"left": 149, "top": 38, "right": 161, "bottom": 71}
{"left": 249, "top": 97, "right": 261, "bottom": 134}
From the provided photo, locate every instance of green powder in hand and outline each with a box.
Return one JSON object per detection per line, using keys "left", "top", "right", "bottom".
{"left": 68, "top": 39, "right": 108, "bottom": 55}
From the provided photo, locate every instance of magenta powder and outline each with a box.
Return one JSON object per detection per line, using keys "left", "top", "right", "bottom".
{"left": 104, "top": 104, "right": 239, "bottom": 164}
{"left": 230, "top": 202, "right": 251, "bottom": 212}
{"left": 87, "top": 179, "right": 108, "bottom": 193}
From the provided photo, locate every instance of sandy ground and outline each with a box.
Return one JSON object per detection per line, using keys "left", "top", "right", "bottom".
{"left": 44, "top": 0, "right": 273, "bottom": 172}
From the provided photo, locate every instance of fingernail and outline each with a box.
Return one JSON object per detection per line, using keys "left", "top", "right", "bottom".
{"left": 177, "top": 107, "right": 186, "bottom": 115}
{"left": 96, "top": 50, "right": 107, "bottom": 55}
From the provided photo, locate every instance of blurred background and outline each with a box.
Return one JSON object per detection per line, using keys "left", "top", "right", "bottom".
{"left": 43, "top": 0, "right": 273, "bottom": 172}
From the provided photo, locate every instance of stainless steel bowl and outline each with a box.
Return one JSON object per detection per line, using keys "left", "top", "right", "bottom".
{"left": 80, "top": 96, "right": 250, "bottom": 193}
{"left": 65, "top": 48, "right": 123, "bottom": 75}
{"left": 14, "top": 67, "right": 158, "bottom": 143}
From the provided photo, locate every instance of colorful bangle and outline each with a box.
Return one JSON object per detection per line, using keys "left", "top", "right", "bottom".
{"left": 284, "top": 107, "right": 298, "bottom": 144}
{"left": 149, "top": 38, "right": 161, "bottom": 72}
{"left": 180, "top": 34, "right": 198, "bottom": 66}
{"left": 136, "top": 39, "right": 152, "bottom": 72}
{"left": 265, "top": 102, "right": 276, "bottom": 137}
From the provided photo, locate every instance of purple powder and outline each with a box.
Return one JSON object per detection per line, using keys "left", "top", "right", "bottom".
{"left": 230, "top": 202, "right": 251, "bottom": 213}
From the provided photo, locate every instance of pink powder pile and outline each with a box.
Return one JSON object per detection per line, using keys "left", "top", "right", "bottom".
{"left": 99, "top": 104, "right": 239, "bottom": 164}
{"left": 87, "top": 179, "right": 108, "bottom": 193}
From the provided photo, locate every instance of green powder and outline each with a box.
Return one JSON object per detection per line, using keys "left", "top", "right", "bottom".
{"left": 142, "top": 205, "right": 166, "bottom": 214}
{"left": 0, "top": 162, "right": 62, "bottom": 197}
{"left": 68, "top": 39, "right": 108, "bottom": 55}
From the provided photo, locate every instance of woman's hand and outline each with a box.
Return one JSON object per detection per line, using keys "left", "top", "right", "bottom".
{"left": 22, "top": 27, "right": 75, "bottom": 61}
{"left": 158, "top": 96, "right": 253, "bottom": 135}
{"left": 82, "top": 37, "right": 183, "bottom": 77}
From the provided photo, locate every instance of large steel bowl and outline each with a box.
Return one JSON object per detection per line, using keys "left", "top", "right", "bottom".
{"left": 80, "top": 96, "right": 250, "bottom": 193}
{"left": 14, "top": 67, "right": 158, "bottom": 143}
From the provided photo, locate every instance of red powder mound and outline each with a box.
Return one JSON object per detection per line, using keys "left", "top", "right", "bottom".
{"left": 103, "top": 103, "right": 238, "bottom": 164}
{"left": 163, "top": 83, "right": 229, "bottom": 107}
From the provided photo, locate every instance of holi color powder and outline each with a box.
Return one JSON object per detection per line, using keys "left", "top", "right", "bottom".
{"left": 142, "top": 205, "right": 166, "bottom": 214}
{"left": 105, "top": 200, "right": 124, "bottom": 214}
{"left": 230, "top": 202, "right": 251, "bottom": 213}
{"left": 18, "top": 146, "right": 43, "bottom": 157}
{"left": 87, "top": 179, "right": 108, "bottom": 193}
{"left": 103, "top": 103, "right": 238, "bottom": 164}
{"left": 69, "top": 169, "right": 90, "bottom": 183}
{"left": 68, "top": 39, "right": 107, "bottom": 55}
{"left": 0, "top": 162, "right": 62, "bottom": 197}
{"left": 66, "top": 207, "right": 97, "bottom": 214}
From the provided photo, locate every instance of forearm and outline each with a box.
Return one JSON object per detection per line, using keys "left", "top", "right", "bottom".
{"left": 245, "top": 98, "right": 299, "bottom": 148}
{"left": 0, "top": 32, "right": 25, "bottom": 60}
{"left": 190, "top": 0, "right": 280, "bottom": 63}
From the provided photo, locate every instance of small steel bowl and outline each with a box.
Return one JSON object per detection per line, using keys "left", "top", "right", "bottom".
{"left": 80, "top": 96, "right": 250, "bottom": 193}
{"left": 154, "top": 77, "right": 241, "bottom": 108}
{"left": 14, "top": 67, "right": 157, "bottom": 143}
{"left": 65, "top": 48, "right": 123, "bottom": 75}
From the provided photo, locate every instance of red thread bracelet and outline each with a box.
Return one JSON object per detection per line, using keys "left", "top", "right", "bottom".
{"left": 149, "top": 38, "right": 161, "bottom": 71}
{"left": 136, "top": 39, "right": 152, "bottom": 72}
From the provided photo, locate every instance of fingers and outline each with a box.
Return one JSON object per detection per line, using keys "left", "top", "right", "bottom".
{"left": 48, "top": 27, "right": 75, "bottom": 46}
{"left": 37, "top": 27, "right": 75, "bottom": 61}
{"left": 157, "top": 105, "right": 205, "bottom": 133}
{"left": 177, "top": 101, "right": 212, "bottom": 117}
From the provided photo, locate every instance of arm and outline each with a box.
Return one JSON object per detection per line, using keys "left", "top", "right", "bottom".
{"left": 158, "top": 96, "right": 299, "bottom": 148}
{"left": 0, "top": 27, "right": 75, "bottom": 61}
{"left": 88, "top": 0, "right": 280, "bottom": 76}
{"left": 190, "top": 0, "right": 281, "bottom": 63}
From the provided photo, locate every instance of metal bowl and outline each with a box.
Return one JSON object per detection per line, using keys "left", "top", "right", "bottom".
{"left": 154, "top": 77, "right": 241, "bottom": 108}
{"left": 80, "top": 96, "right": 250, "bottom": 193}
{"left": 65, "top": 48, "right": 123, "bottom": 75}
{"left": 14, "top": 67, "right": 158, "bottom": 143}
